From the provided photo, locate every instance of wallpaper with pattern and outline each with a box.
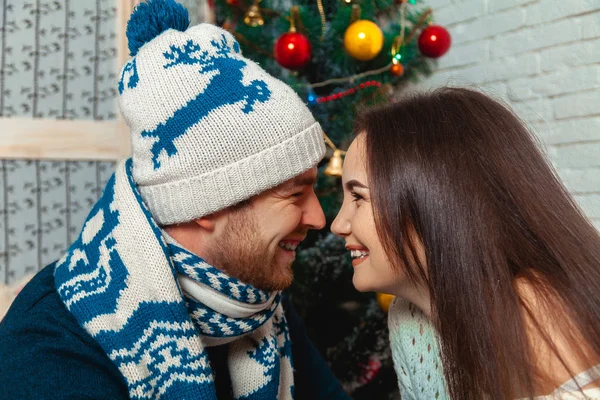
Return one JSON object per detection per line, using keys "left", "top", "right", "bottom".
{"left": 0, "top": 0, "right": 209, "bottom": 285}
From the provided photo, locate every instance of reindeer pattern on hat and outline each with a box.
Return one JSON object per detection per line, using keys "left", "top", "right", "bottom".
{"left": 119, "top": 34, "right": 272, "bottom": 170}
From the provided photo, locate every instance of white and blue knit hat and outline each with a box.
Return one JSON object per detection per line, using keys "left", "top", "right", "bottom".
{"left": 118, "top": 0, "right": 325, "bottom": 225}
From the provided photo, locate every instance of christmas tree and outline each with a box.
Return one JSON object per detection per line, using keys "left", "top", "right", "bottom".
{"left": 214, "top": 0, "right": 450, "bottom": 396}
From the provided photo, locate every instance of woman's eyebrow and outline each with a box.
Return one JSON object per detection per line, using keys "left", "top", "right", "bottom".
{"left": 345, "top": 179, "right": 368, "bottom": 191}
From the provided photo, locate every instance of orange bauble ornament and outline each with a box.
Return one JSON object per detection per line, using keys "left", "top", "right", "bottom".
{"left": 376, "top": 293, "right": 395, "bottom": 312}
{"left": 390, "top": 62, "right": 404, "bottom": 77}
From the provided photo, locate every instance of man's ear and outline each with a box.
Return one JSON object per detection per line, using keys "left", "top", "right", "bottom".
{"left": 194, "top": 215, "right": 216, "bottom": 231}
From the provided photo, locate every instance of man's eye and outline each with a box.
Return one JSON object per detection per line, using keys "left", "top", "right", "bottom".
{"left": 291, "top": 192, "right": 304, "bottom": 198}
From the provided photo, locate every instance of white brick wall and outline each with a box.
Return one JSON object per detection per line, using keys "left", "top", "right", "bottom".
{"left": 412, "top": 0, "right": 600, "bottom": 230}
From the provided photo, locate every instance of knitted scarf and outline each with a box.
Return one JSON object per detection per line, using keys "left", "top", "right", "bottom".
{"left": 54, "top": 159, "right": 294, "bottom": 399}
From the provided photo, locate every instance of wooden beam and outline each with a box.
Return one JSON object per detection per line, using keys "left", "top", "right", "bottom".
{"left": 0, "top": 1, "right": 143, "bottom": 161}
{"left": 0, "top": 117, "right": 130, "bottom": 160}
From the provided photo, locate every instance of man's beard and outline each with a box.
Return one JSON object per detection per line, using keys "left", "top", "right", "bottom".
{"left": 202, "top": 207, "right": 294, "bottom": 292}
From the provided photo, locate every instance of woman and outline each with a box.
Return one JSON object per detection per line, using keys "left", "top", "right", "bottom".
{"left": 331, "top": 87, "right": 600, "bottom": 399}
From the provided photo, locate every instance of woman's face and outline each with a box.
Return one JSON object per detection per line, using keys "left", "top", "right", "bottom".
{"left": 331, "top": 134, "right": 407, "bottom": 294}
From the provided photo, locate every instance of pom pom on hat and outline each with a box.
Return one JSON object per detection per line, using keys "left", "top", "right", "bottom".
{"left": 126, "top": 0, "right": 190, "bottom": 56}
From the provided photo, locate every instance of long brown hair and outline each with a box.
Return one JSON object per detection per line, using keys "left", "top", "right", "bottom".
{"left": 356, "top": 87, "right": 600, "bottom": 399}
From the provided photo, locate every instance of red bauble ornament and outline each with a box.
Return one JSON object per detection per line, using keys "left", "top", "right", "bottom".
{"left": 418, "top": 25, "right": 451, "bottom": 58}
{"left": 274, "top": 32, "right": 312, "bottom": 70}
{"left": 358, "top": 357, "right": 382, "bottom": 385}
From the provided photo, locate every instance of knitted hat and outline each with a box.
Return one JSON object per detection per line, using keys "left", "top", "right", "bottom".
{"left": 118, "top": 0, "right": 325, "bottom": 225}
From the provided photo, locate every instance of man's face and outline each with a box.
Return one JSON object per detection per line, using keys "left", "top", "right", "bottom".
{"left": 203, "top": 167, "right": 326, "bottom": 291}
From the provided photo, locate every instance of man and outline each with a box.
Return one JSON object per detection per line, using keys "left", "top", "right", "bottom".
{"left": 0, "top": 1, "right": 349, "bottom": 399}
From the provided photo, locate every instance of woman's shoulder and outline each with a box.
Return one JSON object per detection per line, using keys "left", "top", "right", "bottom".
{"left": 530, "top": 388, "right": 600, "bottom": 400}
{"left": 514, "top": 277, "right": 600, "bottom": 398}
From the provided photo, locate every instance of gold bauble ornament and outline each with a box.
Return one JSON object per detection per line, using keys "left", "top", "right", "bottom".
{"left": 376, "top": 293, "right": 395, "bottom": 313}
{"left": 343, "top": 20, "right": 384, "bottom": 61}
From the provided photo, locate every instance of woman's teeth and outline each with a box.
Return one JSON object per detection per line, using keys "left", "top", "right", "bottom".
{"left": 278, "top": 241, "right": 298, "bottom": 251}
{"left": 350, "top": 250, "right": 369, "bottom": 259}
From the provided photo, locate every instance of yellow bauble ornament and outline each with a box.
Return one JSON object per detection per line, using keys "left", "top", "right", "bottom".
{"left": 376, "top": 293, "right": 395, "bottom": 313}
{"left": 344, "top": 20, "right": 384, "bottom": 61}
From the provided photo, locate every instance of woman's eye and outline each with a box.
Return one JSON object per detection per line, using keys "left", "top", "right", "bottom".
{"left": 351, "top": 192, "right": 363, "bottom": 202}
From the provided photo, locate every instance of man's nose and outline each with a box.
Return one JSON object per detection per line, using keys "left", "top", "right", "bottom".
{"left": 302, "top": 193, "right": 326, "bottom": 230}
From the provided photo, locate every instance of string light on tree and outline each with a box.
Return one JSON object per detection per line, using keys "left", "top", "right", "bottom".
{"left": 311, "top": 80, "right": 382, "bottom": 104}
{"left": 418, "top": 24, "right": 451, "bottom": 58}
{"left": 390, "top": 34, "right": 405, "bottom": 77}
{"left": 274, "top": 6, "right": 312, "bottom": 70}
{"left": 307, "top": 87, "right": 317, "bottom": 105}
